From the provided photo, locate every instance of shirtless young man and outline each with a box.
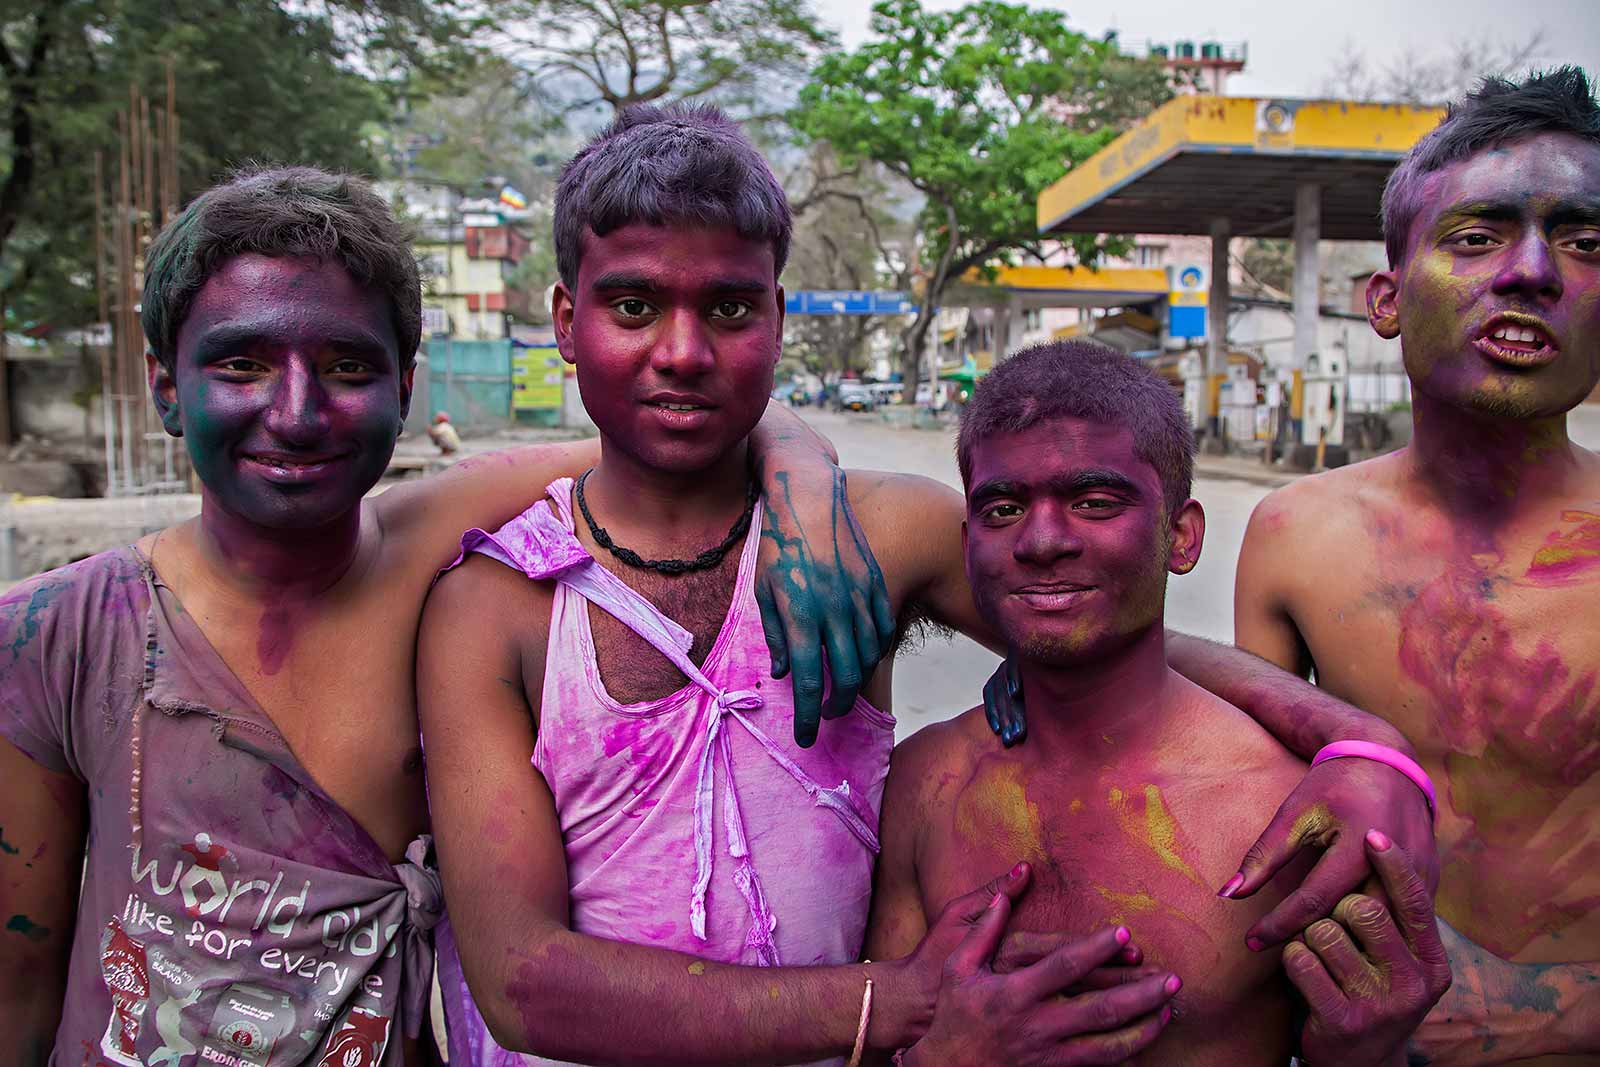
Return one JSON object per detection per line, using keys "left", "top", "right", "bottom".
{"left": 1217, "top": 69, "right": 1600, "bottom": 1063}
{"left": 418, "top": 105, "right": 1446, "bottom": 1067}
{"left": 870, "top": 340, "right": 1451, "bottom": 1067}
{"left": 0, "top": 166, "right": 887, "bottom": 1065}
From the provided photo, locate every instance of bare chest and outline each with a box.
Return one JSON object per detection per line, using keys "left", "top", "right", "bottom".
{"left": 1290, "top": 509, "right": 1600, "bottom": 958}
{"left": 185, "top": 596, "right": 428, "bottom": 863}
{"left": 917, "top": 766, "right": 1293, "bottom": 1062}
{"left": 585, "top": 551, "right": 744, "bottom": 705}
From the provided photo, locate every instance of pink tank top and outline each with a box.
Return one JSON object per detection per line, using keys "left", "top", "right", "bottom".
{"left": 436, "top": 478, "right": 896, "bottom": 1067}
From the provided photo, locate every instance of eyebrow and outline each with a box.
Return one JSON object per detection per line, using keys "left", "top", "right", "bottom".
{"left": 968, "top": 478, "right": 1024, "bottom": 509}
{"left": 967, "top": 467, "right": 1143, "bottom": 508}
{"left": 589, "top": 273, "right": 770, "bottom": 296}
{"left": 705, "top": 277, "right": 770, "bottom": 294}
{"left": 1437, "top": 200, "right": 1523, "bottom": 226}
{"left": 1549, "top": 202, "right": 1600, "bottom": 227}
{"left": 1061, "top": 468, "right": 1143, "bottom": 495}
{"left": 191, "top": 324, "right": 392, "bottom": 363}
{"left": 591, "top": 272, "right": 660, "bottom": 293}
{"left": 1439, "top": 199, "right": 1600, "bottom": 228}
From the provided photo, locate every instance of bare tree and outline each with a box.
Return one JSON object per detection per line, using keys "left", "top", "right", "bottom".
{"left": 1321, "top": 31, "right": 1547, "bottom": 105}
{"left": 782, "top": 147, "right": 916, "bottom": 379}
{"left": 488, "top": 0, "right": 833, "bottom": 118}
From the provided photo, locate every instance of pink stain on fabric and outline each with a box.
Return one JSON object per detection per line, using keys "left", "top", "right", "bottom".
{"left": 433, "top": 478, "right": 896, "bottom": 1067}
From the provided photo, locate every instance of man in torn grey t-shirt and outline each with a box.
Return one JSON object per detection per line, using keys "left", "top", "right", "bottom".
{"left": 1, "top": 545, "right": 439, "bottom": 1066}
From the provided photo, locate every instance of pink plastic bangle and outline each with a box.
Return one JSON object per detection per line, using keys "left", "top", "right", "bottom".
{"left": 1311, "top": 740, "right": 1436, "bottom": 820}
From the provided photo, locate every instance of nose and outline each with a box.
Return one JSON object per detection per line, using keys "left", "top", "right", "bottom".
{"left": 649, "top": 308, "right": 716, "bottom": 378}
{"left": 1492, "top": 230, "right": 1563, "bottom": 304}
{"left": 1013, "top": 504, "right": 1085, "bottom": 566}
{"left": 261, "top": 358, "right": 332, "bottom": 445}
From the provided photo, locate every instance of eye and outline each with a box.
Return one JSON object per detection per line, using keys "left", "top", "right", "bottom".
{"left": 612, "top": 298, "right": 655, "bottom": 319}
{"left": 711, "top": 300, "right": 752, "bottom": 321}
{"left": 1564, "top": 233, "right": 1600, "bottom": 255}
{"left": 327, "top": 358, "right": 374, "bottom": 377}
{"left": 980, "top": 502, "right": 1023, "bottom": 521}
{"left": 1074, "top": 496, "right": 1128, "bottom": 515}
{"left": 215, "top": 357, "right": 265, "bottom": 375}
{"left": 1456, "top": 232, "right": 1496, "bottom": 248}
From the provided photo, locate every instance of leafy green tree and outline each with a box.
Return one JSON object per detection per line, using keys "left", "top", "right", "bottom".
{"left": 0, "top": 0, "right": 472, "bottom": 332}
{"left": 793, "top": 0, "right": 1172, "bottom": 389}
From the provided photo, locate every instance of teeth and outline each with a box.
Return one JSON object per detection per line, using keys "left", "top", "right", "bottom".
{"left": 657, "top": 403, "right": 700, "bottom": 411}
{"left": 1491, "top": 325, "right": 1543, "bottom": 345}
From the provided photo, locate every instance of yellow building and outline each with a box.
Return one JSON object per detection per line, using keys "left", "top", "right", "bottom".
{"left": 416, "top": 219, "right": 534, "bottom": 341}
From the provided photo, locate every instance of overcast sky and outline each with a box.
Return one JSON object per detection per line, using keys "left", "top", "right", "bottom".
{"left": 810, "top": 0, "right": 1600, "bottom": 98}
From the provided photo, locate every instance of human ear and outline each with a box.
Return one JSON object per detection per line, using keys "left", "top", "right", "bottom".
{"left": 398, "top": 363, "right": 416, "bottom": 425}
{"left": 1167, "top": 498, "right": 1205, "bottom": 575}
{"left": 553, "top": 284, "right": 578, "bottom": 366}
{"left": 1366, "top": 270, "right": 1401, "bottom": 340}
{"left": 147, "top": 351, "right": 183, "bottom": 438}
{"left": 773, "top": 283, "right": 787, "bottom": 364}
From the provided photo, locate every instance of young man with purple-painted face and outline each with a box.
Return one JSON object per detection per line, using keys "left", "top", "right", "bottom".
{"left": 866, "top": 340, "right": 1451, "bottom": 1067}
{"left": 0, "top": 167, "right": 896, "bottom": 1065}
{"left": 418, "top": 105, "right": 1450, "bottom": 1067}
{"left": 1204, "top": 68, "right": 1600, "bottom": 1063}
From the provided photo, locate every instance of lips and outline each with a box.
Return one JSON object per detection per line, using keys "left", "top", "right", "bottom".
{"left": 1473, "top": 313, "right": 1560, "bottom": 368}
{"left": 1012, "top": 584, "right": 1095, "bottom": 611}
{"left": 643, "top": 391, "right": 715, "bottom": 411}
{"left": 642, "top": 392, "right": 716, "bottom": 431}
{"left": 240, "top": 451, "right": 351, "bottom": 481}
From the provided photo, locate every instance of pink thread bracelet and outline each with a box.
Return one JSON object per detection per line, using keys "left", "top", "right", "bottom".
{"left": 847, "top": 966, "right": 874, "bottom": 1067}
{"left": 1310, "top": 740, "right": 1436, "bottom": 820}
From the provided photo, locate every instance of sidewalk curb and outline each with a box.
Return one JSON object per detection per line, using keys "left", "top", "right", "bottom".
{"left": 1193, "top": 459, "right": 1301, "bottom": 490}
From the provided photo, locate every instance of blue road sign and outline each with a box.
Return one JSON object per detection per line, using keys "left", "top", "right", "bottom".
{"left": 785, "top": 290, "right": 918, "bottom": 315}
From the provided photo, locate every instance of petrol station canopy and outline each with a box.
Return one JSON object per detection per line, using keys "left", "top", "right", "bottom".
{"left": 1036, "top": 96, "right": 1445, "bottom": 240}
{"left": 941, "top": 265, "right": 1168, "bottom": 310}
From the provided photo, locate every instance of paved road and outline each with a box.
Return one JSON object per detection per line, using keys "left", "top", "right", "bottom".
{"left": 799, "top": 409, "right": 1272, "bottom": 741}
{"left": 1573, "top": 401, "right": 1600, "bottom": 451}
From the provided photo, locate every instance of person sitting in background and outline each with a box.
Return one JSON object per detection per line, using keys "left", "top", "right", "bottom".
{"left": 428, "top": 410, "right": 461, "bottom": 455}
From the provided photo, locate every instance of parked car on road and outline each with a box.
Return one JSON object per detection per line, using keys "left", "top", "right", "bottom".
{"left": 833, "top": 382, "right": 876, "bottom": 412}
{"left": 868, "top": 382, "right": 903, "bottom": 406}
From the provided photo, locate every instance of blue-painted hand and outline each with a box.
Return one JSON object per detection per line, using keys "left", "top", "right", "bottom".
{"left": 755, "top": 467, "right": 896, "bottom": 748}
{"left": 982, "top": 655, "right": 1027, "bottom": 747}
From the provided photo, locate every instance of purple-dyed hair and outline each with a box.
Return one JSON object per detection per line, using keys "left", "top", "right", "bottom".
{"left": 1381, "top": 66, "right": 1600, "bottom": 268}
{"left": 957, "top": 340, "right": 1195, "bottom": 516}
{"left": 553, "top": 103, "right": 792, "bottom": 288}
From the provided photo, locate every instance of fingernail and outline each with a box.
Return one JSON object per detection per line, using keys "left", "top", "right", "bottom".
{"left": 1160, "top": 1004, "right": 1173, "bottom": 1024}
{"left": 1366, "top": 829, "right": 1392, "bottom": 851}
{"left": 1217, "top": 873, "right": 1244, "bottom": 899}
{"left": 989, "top": 892, "right": 1004, "bottom": 910}
{"left": 1010, "top": 862, "right": 1028, "bottom": 879}
{"left": 1114, "top": 926, "right": 1131, "bottom": 945}
{"left": 1245, "top": 936, "right": 1265, "bottom": 952}
{"left": 1164, "top": 975, "right": 1182, "bottom": 995}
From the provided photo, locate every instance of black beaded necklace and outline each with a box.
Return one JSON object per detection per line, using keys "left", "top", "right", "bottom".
{"left": 574, "top": 468, "right": 759, "bottom": 576}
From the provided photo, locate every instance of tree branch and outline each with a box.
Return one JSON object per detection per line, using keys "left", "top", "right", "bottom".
{"left": 788, "top": 163, "right": 863, "bottom": 217}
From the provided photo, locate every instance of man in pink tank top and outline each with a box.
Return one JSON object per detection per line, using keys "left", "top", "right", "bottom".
{"left": 419, "top": 105, "right": 1446, "bottom": 1065}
